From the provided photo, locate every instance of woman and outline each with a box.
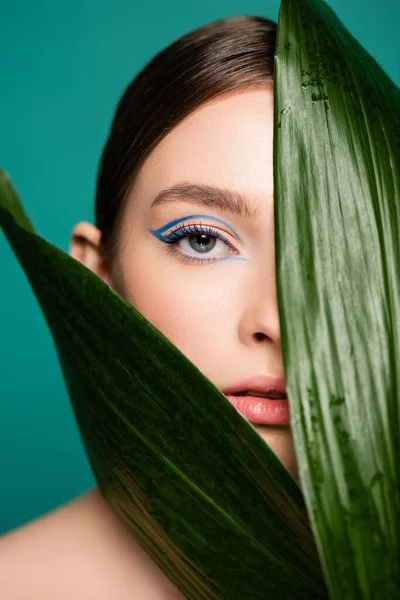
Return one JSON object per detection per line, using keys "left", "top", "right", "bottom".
{"left": 0, "top": 15, "right": 300, "bottom": 599}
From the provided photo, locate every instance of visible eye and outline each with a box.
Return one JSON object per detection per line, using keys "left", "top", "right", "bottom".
{"left": 160, "top": 222, "right": 240, "bottom": 264}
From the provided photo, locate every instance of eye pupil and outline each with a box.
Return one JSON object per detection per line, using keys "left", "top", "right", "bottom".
{"left": 189, "top": 233, "right": 216, "bottom": 253}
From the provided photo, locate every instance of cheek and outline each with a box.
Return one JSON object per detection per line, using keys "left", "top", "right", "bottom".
{"left": 115, "top": 250, "right": 237, "bottom": 372}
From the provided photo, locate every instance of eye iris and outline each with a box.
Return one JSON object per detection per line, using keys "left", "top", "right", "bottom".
{"left": 189, "top": 233, "right": 216, "bottom": 253}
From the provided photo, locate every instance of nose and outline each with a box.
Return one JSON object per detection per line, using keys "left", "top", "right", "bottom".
{"left": 251, "top": 300, "right": 282, "bottom": 347}
{"left": 237, "top": 267, "right": 282, "bottom": 349}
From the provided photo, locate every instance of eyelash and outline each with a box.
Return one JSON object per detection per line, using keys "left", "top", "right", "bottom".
{"left": 162, "top": 222, "right": 239, "bottom": 264}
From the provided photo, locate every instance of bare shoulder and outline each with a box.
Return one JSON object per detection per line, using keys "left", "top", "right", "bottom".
{"left": 0, "top": 488, "right": 184, "bottom": 600}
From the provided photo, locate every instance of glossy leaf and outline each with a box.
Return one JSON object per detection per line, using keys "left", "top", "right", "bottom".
{"left": 274, "top": 0, "right": 400, "bottom": 598}
{"left": 0, "top": 163, "right": 326, "bottom": 600}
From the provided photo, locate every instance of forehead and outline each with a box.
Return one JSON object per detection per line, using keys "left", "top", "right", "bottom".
{"left": 129, "top": 86, "right": 274, "bottom": 210}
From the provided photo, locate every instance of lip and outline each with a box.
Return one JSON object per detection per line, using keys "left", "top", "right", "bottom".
{"left": 223, "top": 375, "right": 290, "bottom": 426}
{"left": 224, "top": 394, "right": 290, "bottom": 426}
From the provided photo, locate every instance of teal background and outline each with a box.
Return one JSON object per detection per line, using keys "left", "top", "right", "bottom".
{"left": 0, "top": 0, "right": 399, "bottom": 536}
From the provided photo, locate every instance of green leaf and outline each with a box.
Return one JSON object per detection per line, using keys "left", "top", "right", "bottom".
{"left": 0, "top": 164, "right": 326, "bottom": 599}
{"left": 3, "top": 0, "right": 399, "bottom": 597}
{"left": 274, "top": 1, "right": 400, "bottom": 598}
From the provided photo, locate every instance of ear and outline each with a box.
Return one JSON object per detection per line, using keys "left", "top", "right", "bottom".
{"left": 69, "top": 221, "right": 113, "bottom": 287}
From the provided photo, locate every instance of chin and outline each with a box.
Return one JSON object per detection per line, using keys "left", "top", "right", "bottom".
{"left": 254, "top": 424, "right": 300, "bottom": 484}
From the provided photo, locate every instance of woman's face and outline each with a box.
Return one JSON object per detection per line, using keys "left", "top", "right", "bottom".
{"left": 70, "top": 85, "right": 300, "bottom": 485}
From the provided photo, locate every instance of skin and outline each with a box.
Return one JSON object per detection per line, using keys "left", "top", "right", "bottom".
{"left": 71, "top": 85, "right": 300, "bottom": 485}
{"left": 0, "top": 85, "right": 300, "bottom": 599}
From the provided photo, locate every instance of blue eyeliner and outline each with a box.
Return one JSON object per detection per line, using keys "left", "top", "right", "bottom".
{"left": 149, "top": 214, "right": 243, "bottom": 242}
{"left": 149, "top": 214, "right": 248, "bottom": 263}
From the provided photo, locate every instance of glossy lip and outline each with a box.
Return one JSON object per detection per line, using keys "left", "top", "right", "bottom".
{"left": 222, "top": 374, "right": 289, "bottom": 426}
{"left": 224, "top": 394, "right": 290, "bottom": 426}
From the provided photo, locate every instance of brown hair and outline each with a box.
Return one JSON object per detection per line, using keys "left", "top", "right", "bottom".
{"left": 95, "top": 15, "right": 277, "bottom": 264}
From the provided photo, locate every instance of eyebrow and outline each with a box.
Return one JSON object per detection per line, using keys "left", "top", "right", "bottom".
{"left": 150, "top": 181, "right": 262, "bottom": 221}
